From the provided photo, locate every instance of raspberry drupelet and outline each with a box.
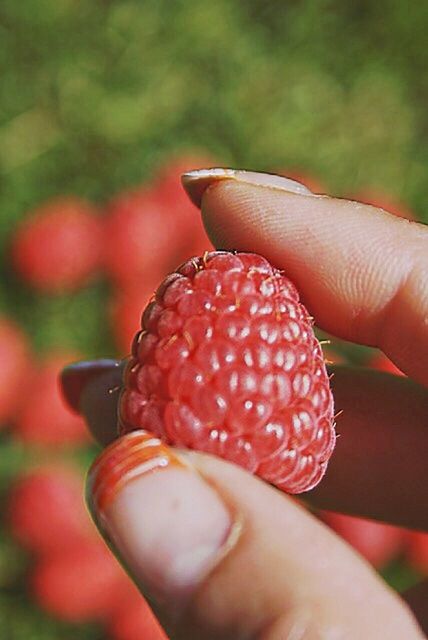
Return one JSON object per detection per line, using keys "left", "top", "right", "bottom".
{"left": 119, "top": 251, "right": 336, "bottom": 494}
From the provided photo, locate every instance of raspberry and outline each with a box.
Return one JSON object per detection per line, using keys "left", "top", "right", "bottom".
{"left": 104, "top": 157, "right": 215, "bottom": 288}
{"left": 119, "top": 251, "right": 336, "bottom": 494}
{"left": 14, "top": 352, "right": 89, "bottom": 446}
{"left": 0, "top": 317, "right": 32, "bottom": 425}
{"left": 103, "top": 188, "right": 180, "bottom": 287}
{"left": 31, "top": 540, "right": 128, "bottom": 623}
{"left": 107, "top": 586, "right": 167, "bottom": 640}
{"left": 7, "top": 465, "right": 94, "bottom": 554}
{"left": 110, "top": 269, "right": 166, "bottom": 355}
{"left": 321, "top": 511, "right": 404, "bottom": 568}
{"left": 11, "top": 197, "right": 103, "bottom": 292}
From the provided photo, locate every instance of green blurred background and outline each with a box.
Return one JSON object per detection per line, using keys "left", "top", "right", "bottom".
{"left": 0, "top": 1, "right": 427, "bottom": 637}
{"left": 1, "top": 0, "right": 428, "bottom": 352}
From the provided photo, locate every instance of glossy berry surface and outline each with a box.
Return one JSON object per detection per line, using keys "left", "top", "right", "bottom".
{"left": 119, "top": 251, "right": 335, "bottom": 494}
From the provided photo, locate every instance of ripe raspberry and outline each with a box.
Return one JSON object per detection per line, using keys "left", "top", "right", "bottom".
{"left": 110, "top": 269, "right": 166, "bottom": 354}
{"left": 14, "top": 352, "right": 89, "bottom": 446}
{"left": 321, "top": 511, "right": 404, "bottom": 568}
{"left": 11, "top": 197, "right": 103, "bottom": 292}
{"left": 7, "top": 465, "right": 94, "bottom": 554}
{"left": 119, "top": 251, "right": 336, "bottom": 494}
{"left": 0, "top": 317, "right": 32, "bottom": 425}
{"left": 107, "top": 586, "right": 167, "bottom": 640}
{"left": 103, "top": 188, "right": 181, "bottom": 287}
{"left": 31, "top": 540, "right": 127, "bottom": 622}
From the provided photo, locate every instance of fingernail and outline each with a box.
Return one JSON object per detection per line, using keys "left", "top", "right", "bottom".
{"left": 182, "top": 168, "right": 314, "bottom": 207}
{"left": 60, "top": 359, "right": 120, "bottom": 413}
{"left": 87, "top": 431, "right": 236, "bottom": 604}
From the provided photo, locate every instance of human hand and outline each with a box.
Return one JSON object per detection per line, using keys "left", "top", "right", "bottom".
{"left": 62, "top": 169, "right": 427, "bottom": 639}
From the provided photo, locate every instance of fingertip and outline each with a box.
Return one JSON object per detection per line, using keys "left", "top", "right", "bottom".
{"left": 60, "top": 359, "right": 121, "bottom": 413}
{"left": 78, "top": 360, "right": 125, "bottom": 446}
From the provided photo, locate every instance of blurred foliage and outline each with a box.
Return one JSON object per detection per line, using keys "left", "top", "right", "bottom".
{"left": 0, "top": 1, "right": 427, "bottom": 637}
{"left": 1, "top": 0, "right": 427, "bottom": 354}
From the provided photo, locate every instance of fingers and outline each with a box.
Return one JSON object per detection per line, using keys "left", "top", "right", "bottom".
{"left": 86, "top": 431, "right": 424, "bottom": 640}
{"left": 61, "top": 359, "right": 124, "bottom": 446}
{"left": 182, "top": 169, "right": 428, "bottom": 387}
{"left": 403, "top": 580, "right": 428, "bottom": 637}
{"left": 310, "top": 367, "right": 428, "bottom": 531}
{"left": 61, "top": 360, "right": 428, "bottom": 530}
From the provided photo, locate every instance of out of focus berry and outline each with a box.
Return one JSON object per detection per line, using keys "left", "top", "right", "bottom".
{"left": 12, "top": 197, "right": 103, "bottom": 292}
{"left": 31, "top": 540, "right": 125, "bottom": 623}
{"left": 0, "top": 317, "right": 32, "bottom": 425}
{"left": 14, "top": 352, "right": 89, "bottom": 446}
{"left": 8, "top": 465, "right": 93, "bottom": 554}
{"left": 321, "top": 511, "right": 404, "bottom": 568}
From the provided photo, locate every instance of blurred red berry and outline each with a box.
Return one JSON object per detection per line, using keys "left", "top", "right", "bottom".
{"left": 153, "top": 154, "right": 215, "bottom": 217}
{"left": 14, "top": 352, "right": 89, "bottom": 446}
{"left": 0, "top": 317, "right": 32, "bottom": 425}
{"left": 12, "top": 197, "right": 103, "bottom": 292}
{"left": 103, "top": 156, "right": 215, "bottom": 288}
{"left": 110, "top": 274, "right": 163, "bottom": 354}
{"left": 103, "top": 189, "right": 182, "bottom": 287}
{"left": 108, "top": 600, "right": 167, "bottom": 640}
{"left": 368, "top": 351, "right": 405, "bottom": 376}
{"left": 321, "top": 511, "right": 404, "bottom": 568}
{"left": 152, "top": 156, "right": 215, "bottom": 248}
{"left": 406, "top": 531, "right": 428, "bottom": 574}
{"left": 355, "top": 192, "right": 416, "bottom": 221}
{"left": 8, "top": 465, "right": 94, "bottom": 554}
{"left": 107, "top": 583, "right": 167, "bottom": 640}
{"left": 31, "top": 540, "right": 125, "bottom": 623}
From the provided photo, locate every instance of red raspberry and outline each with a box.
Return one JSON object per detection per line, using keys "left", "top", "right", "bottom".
{"left": 152, "top": 155, "right": 215, "bottom": 255}
{"left": 31, "top": 540, "right": 127, "bottom": 623}
{"left": 7, "top": 465, "right": 94, "bottom": 554}
{"left": 14, "top": 352, "right": 89, "bottom": 446}
{"left": 321, "top": 511, "right": 404, "bottom": 568}
{"left": 11, "top": 197, "right": 103, "bottom": 292}
{"left": 103, "top": 189, "right": 181, "bottom": 287}
{"left": 107, "top": 585, "right": 167, "bottom": 640}
{"left": 119, "top": 251, "right": 336, "bottom": 494}
{"left": 0, "top": 317, "right": 32, "bottom": 425}
{"left": 109, "top": 268, "right": 166, "bottom": 355}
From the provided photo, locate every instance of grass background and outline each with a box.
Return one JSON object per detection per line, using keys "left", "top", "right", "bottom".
{"left": 0, "top": 1, "right": 426, "bottom": 637}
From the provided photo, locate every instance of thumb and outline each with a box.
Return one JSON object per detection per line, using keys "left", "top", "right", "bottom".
{"left": 86, "top": 430, "right": 422, "bottom": 640}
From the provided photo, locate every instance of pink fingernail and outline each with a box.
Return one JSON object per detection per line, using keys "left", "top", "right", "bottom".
{"left": 181, "top": 168, "right": 314, "bottom": 207}
{"left": 87, "top": 431, "right": 235, "bottom": 604}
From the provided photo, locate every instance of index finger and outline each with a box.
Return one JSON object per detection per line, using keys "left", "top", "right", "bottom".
{"left": 182, "top": 169, "right": 428, "bottom": 387}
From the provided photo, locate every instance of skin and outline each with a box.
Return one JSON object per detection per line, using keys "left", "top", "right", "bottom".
{"left": 78, "top": 176, "right": 428, "bottom": 639}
